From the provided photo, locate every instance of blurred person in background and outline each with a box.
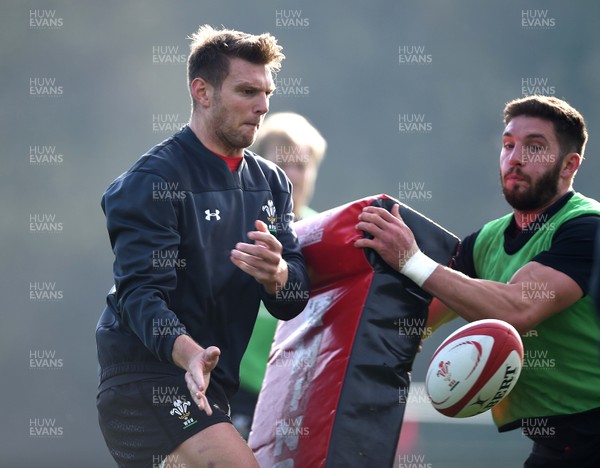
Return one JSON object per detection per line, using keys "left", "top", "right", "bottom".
{"left": 230, "top": 111, "right": 327, "bottom": 439}
{"left": 254, "top": 112, "right": 327, "bottom": 222}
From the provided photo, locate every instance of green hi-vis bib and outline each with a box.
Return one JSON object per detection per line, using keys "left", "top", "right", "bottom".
{"left": 473, "top": 193, "right": 600, "bottom": 429}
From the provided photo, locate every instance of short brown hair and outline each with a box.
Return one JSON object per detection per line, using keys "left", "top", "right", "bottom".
{"left": 187, "top": 25, "right": 284, "bottom": 94}
{"left": 503, "top": 95, "right": 588, "bottom": 158}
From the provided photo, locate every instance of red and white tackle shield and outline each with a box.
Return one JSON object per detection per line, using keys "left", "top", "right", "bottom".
{"left": 249, "top": 194, "right": 460, "bottom": 468}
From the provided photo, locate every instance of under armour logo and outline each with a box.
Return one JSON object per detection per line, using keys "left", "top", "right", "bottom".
{"left": 205, "top": 209, "right": 221, "bottom": 221}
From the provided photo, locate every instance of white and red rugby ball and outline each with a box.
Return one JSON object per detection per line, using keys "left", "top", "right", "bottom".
{"left": 425, "top": 319, "right": 524, "bottom": 418}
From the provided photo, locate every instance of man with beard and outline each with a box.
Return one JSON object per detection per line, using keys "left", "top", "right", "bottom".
{"left": 355, "top": 95, "right": 600, "bottom": 467}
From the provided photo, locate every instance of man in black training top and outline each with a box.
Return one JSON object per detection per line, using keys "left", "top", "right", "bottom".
{"left": 96, "top": 25, "right": 309, "bottom": 468}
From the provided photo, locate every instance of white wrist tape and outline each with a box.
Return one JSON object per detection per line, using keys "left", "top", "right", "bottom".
{"left": 400, "top": 250, "right": 438, "bottom": 287}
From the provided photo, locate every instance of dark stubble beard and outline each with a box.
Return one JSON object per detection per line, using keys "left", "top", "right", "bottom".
{"left": 211, "top": 90, "right": 256, "bottom": 153}
{"left": 500, "top": 160, "right": 562, "bottom": 211}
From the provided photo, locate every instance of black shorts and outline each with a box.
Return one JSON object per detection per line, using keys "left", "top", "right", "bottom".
{"left": 522, "top": 409, "right": 600, "bottom": 468}
{"left": 97, "top": 373, "right": 231, "bottom": 468}
{"left": 525, "top": 436, "right": 600, "bottom": 468}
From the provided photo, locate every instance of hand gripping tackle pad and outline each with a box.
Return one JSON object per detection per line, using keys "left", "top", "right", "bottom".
{"left": 248, "top": 194, "right": 460, "bottom": 468}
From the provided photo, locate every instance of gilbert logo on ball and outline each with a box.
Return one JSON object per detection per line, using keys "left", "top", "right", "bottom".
{"left": 425, "top": 319, "right": 524, "bottom": 418}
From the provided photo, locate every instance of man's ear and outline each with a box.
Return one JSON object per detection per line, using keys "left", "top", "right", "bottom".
{"left": 561, "top": 152, "right": 582, "bottom": 179}
{"left": 190, "top": 77, "right": 212, "bottom": 109}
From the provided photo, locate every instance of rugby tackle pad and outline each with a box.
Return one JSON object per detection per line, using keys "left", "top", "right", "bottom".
{"left": 248, "top": 194, "right": 460, "bottom": 467}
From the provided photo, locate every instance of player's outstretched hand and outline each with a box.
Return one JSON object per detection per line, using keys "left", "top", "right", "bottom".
{"left": 184, "top": 346, "right": 220, "bottom": 416}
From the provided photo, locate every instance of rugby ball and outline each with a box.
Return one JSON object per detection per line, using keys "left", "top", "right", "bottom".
{"left": 425, "top": 319, "right": 524, "bottom": 418}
